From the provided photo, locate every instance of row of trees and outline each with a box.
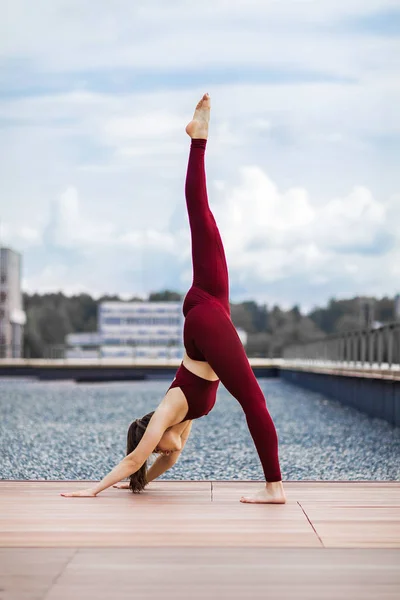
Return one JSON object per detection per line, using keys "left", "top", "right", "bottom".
{"left": 22, "top": 290, "right": 398, "bottom": 358}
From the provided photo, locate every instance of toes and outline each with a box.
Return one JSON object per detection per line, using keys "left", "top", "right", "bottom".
{"left": 196, "top": 94, "right": 210, "bottom": 109}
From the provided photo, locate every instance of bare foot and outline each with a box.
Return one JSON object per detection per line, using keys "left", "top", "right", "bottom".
{"left": 185, "top": 93, "right": 210, "bottom": 139}
{"left": 240, "top": 481, "right": 286, "bottom": 504}
{"left": 113, "top": 482, "right": 130, "bottom": 489}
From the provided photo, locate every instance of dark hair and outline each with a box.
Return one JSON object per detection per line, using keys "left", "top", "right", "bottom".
{"left": 126, "top": 411, "right": 155, "bottom": 493}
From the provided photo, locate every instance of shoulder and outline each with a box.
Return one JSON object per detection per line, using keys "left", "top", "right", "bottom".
{"left": 169, "top": 419, "right": 192, "bottom": 437}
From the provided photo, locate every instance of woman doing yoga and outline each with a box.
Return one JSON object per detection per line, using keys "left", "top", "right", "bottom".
{"left": 62, "top": 94, "right": 286, "bottom": 504}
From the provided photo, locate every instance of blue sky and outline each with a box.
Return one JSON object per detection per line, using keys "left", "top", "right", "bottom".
{"left": 0, "top": 0, "right": 399, "bottom": 311}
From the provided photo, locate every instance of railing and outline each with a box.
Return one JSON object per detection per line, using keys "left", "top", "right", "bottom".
{"left": 283, "top": 322, "right": 400, "bottom": 367}
{"left": 0, "top": 343, "right": 185, "bottom": 361}
{"left": 0, "top": 345, "right": 23, "bottom": 359}
{"left": 46, "top": 343, "right": 185, "bottom": 361}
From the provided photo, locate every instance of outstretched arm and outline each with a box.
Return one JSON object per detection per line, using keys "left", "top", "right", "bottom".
{"left": 113, "top": 454, "right": 177, "bottom": 489}
{"left": 147, "top": 420, "right": 193, "bottom": 482}
{"left": 61, "top": 407, "right": 174, "bottom": 497}
{"left": 147, "top": 454, "right": 179, "bottom": 482}
{"left": 114, "top": 420, "right": 193, "bottom": 488}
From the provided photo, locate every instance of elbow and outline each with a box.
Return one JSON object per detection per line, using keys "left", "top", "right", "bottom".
{"left": 124, "top": 455, "right": 142, "bottom": 474}
{"left": 167, "top": 452, "right": 180, "bottom": 466}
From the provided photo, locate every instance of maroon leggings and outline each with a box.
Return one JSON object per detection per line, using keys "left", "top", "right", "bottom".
{"left": 175, "top": 138, "right": 282, "bottom": 482}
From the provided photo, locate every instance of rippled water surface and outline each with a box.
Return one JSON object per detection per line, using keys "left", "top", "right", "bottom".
{"left": 1, "top": 377, "right": 399, "bottom": 480}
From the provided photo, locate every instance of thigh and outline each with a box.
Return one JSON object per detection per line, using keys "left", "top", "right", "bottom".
{"left": 183, "top": 304, "right": 207, "bottom": 361}
{"left": 191, "top": 303, "right": 265, "bottom": 410}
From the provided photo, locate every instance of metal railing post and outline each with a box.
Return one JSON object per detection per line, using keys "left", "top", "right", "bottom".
{"left": 387, "top": 326, "right": 393, "bottom": 367}
{"left": 282, "top": 321, "right": 400, "bottom": 369}
{"left": 377, "top": 329, "right": 383, "bottom": 367}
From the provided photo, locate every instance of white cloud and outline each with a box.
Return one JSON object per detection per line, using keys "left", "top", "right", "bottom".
{"left": 117, "top": 229, "right": 181, "bottom": 253}
{"left": 22, "top": 265, "right": 104, "bottom": 297}
{"left": 18, "top": 226, "right": 42, "bottom": 243}
{"left": 46, "top": 186, "right": 185, "bottom": 256}
{"left": 1, "top": 0, "right": 399, "bottom": 306}
{"left": 325, "top": 133, "right": 344, "bottom": 143}
{"left": 214, "top": 166, "right": 397, "bottom": 292}
{"left": 318, "top": 186, "right": 386, "bottom": 249}
{"left": 0, "top": 222, "right": 42, "bottom": 249}
{"left": 2, "top": 1, "right": 399, "bottom": 76}
{"left": 49, "top": 186, "right": 116, "bottom": 248}
{"left": 17, "top": 165, "right": 399, "bottom": 306}
{"left": 104, "top": 113, "right": 183, "bottom": 140}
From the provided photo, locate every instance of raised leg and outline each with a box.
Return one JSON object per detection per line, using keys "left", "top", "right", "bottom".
{"left": 185, "top": 94, "right": 230, "bottom": 312}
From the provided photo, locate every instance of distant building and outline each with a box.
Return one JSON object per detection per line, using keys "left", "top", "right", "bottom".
{"left": 65, "top": 300, "right": 248, "bottom": 360}
{"left": 65, "top": 332, "right": 102, "bottom": 359}
{"left": 395, "top": 295, "right": 400, "bottom": 320}
{"left": 98, "top": 301, "right": 184, "bottom": 358}
{"left": 0, "top": 247, "right": 26, "bottom": 358}
{"left": 67, "top": 332, "right": 102, "bottom": 346}
{"left": 236, "top": 327, "right": 248, "bottom": 347}
{"left": 66, "top": 301, "right": 184, "bottom": 359}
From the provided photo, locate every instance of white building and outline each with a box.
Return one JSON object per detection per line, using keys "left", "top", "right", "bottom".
{"left": 99, "top": 301, "right": 184, "bottom": 358}
{"left": 236, "top": 327, "right": 248, "bottom": 347}
{"left": 65, "top": 332, "right": 102, "bottom": 359}
{"left": 0, "top": 247, "right": 26, "bottom": 358}
{"left": 395, "top": 294, "right": 400, "bottom": 321}
{"left": 66, "top": 300, "right": 248, "bottom": 360}
{"left": 66, "top": 301, "right": 184, "bottom": 359}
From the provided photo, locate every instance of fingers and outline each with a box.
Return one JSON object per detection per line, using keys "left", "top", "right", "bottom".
{"left": 60, "top": 491, "right": 96, "bottom": 497}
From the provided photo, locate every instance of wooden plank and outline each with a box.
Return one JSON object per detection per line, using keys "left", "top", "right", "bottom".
{"left": 213, "top": 481, "right": 400, "bottom": 505}
{"left": 41, "top": 548, "right": 400, "bottom": 600}
{"left": 300, "top": 505, "right": 400, "bottom": 548}
{"left": 0, "top": 548, "right": 76, "bottom": 600}
{"left": 284, "top": 481, "right": 400, "bottom": 505}
{"left": 1, "top": 548, "right": 399, "bottom": 600}
{"left": 214, "top": 482, "right": 400, "bottom": 548}
{"left": 1, "top": 482, "right": 399, "bottom": 549}
{"left": 292, "top": 482, "right": 400, "bottom": 548}
{"left": 1, "top": 483, "right": 400, "bottom": 598}
{"left": 0, "top": 481, "right": 318, "bottom": 548}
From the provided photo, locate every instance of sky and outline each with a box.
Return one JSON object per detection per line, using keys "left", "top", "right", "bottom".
{"left": 1, "top": 0, "right": 399, "bottom": 311}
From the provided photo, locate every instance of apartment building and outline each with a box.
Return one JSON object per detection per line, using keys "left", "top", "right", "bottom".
{"left": 0, "top": 247, "right": 26, "bottom": 358}
{"left": 66, "top": 301, "right": 184, "bottom": 359}
{"left": 66, "top": 300, "right": 248, "bottom": 360}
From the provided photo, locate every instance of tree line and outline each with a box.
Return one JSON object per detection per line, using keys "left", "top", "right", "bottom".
{"left": 22, "top": 290, "right": 397, "bottom": 358}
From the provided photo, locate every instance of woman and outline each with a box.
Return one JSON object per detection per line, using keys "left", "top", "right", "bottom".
{"left": 62, "top": 94, "right": 286, "bottom": 504}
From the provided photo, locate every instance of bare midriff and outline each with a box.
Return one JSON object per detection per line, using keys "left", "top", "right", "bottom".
{"left": 182, "top": 351, "right": 219, "bottom": 381}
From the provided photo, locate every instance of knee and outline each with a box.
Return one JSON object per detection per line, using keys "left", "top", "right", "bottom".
{"left": 243, "top": 398, "right": 273, "bottom": 422}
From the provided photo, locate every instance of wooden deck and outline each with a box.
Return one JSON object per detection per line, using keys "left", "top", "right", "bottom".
{"left": 1, "top": 481, "right": 399, "bottom": 599}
